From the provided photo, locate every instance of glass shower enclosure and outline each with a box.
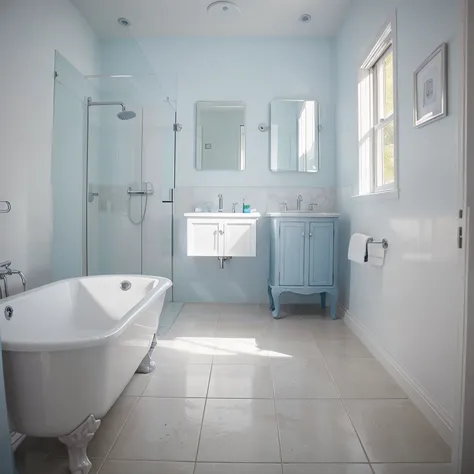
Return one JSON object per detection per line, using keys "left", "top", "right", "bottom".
{"left": 85, "top": 74, "right": 175, "bottom": 282}
{"left": 51, "top": 52, "right": 175, "bottom": 291}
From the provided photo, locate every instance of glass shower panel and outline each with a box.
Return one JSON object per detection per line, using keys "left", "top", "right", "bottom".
{"left": 51, "top": 51, "right": 89, "bottom": 281}
{"left": 86, "top": 94, "right": 143, "bottom": 275}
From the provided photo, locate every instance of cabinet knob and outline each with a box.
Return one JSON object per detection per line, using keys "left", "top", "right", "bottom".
{"left": 219, "top": 230, "right": 224, "bottom": 235}
{"left": 302, "top": 232, "right": 305, "bottom": 237}
{"left": 309, "top": 232, "right": 313, "bottom": 238}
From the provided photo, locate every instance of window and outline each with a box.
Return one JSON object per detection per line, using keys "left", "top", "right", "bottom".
{"left": 358, "top": 19, "right": 397, "bottom": 196}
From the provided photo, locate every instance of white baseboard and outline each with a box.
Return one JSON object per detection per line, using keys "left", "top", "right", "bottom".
{"left": 338, "top": 304, "right": 453, "bottom": 448}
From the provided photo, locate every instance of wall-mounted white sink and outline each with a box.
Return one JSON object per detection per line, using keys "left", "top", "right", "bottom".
{"left": 266, "top": 212, "right": 340, "bottom": 218}
{"left": 184, "top": 212, "right": 261, "bottom": 219}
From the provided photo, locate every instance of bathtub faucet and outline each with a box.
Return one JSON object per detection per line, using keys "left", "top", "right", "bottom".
{"left": 0, "top": 261, "right": 26, "bottom": 298}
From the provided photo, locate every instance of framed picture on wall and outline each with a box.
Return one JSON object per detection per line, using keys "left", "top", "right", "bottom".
{"left": 413, "top": 43, "right": 447, "bottom": 128}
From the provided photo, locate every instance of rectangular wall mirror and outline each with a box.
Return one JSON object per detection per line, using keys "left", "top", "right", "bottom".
{"left": 270, "top": 99, "right": 320, "bottom": 173}
{"left": 196, "top": 101, "right": 246, "bottom": 171}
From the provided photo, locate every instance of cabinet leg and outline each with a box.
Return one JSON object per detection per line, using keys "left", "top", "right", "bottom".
{"left": 330, "top": 291, "right": 338, "bottom": 320}
{"left": 271, "top": 290, "right": 281, "bottom": 319}
{"left": 320, "top": 292, "right": 327, "bottom": 309}
{"left": 268, "top": 285, "right": 275, "bottom": 311}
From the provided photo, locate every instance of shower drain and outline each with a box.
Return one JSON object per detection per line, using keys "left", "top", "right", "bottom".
{"left": 120, "top": 281, "right": 132, "bottom": 291}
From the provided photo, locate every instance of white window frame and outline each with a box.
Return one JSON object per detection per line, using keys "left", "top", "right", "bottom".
{"left": 357, "top": 16, "right": 398, "bottom": 198}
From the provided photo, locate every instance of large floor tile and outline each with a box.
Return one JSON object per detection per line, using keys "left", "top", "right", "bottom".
{"left": 208, "top": 365, "right": 273, "bottom": 398}
{"left": 122, "top": 374, "right": 152, "bottom": 396}
{"left": 88, "top": 395, "right": 138, "bottom": 458}
{"left": 198, "top": 399, "right": 281, "bottom": 462}
{"left": 345, "top": 399, "right": 451, "bottom": 462}
{"left": 271, "top": 359, "right": 339, "bottom": 399}
{"left": 179, "top": 303, "right": 220, "bottom": 318}
{"left": 153, "top": 337, "right": 215, "bottom": 364}
{"left": 284, "top": 465, "right": 372, "bottom": 474}
{"left": 325, "top": 357, "right": 407, "bottom": 399}
{"left": 315, "top": 337, "right": 373, "bottom": 358}
{"left": 195, "top": 463, "right": 282, "bottom": 474}
{"left": 212, "top": 337, "right": 271, "bottom": 365}
{"left": 166, "top": 321, "right": 218, "bottom": 337}
{"left": 218, "top": 303, "right": 270, "bottom": 319}
{"left": 216, "top": 320, "right": 269, "bottom": 338}
{"left": 310, "top": 321, "right": 356, "bottom": 340}
{"left": 261, "top": 339, "right": 321, "bottom": 360}
{"left": 143, "top": 363, "right": 211, "bottom": 398}
{"left": 99, "top": 460, "right": 194, "bottom": 474}
{"left": 109, "top": 397, "right": 205, "bottom": 461}
{"left": 371, "top": 465, "right": 452, "bottom": 474}
{"left": 276, "top": 399, "right": 366, "bottom": 463}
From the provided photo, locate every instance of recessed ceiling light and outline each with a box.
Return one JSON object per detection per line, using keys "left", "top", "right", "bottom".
{"left": 207, "top": 1, "right": 242, "bottom": 15}
{"left": 299, "top": 14, "right": 312, "bottom": 23}
{"left": 117, "top": 17, "right": 131, "bottom": 27}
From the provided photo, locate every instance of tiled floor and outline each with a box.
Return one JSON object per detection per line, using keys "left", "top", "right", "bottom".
{"left": 15, "top": 303, "right": 452, "bottom": 474}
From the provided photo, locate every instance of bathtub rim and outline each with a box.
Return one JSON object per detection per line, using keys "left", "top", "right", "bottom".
{"left": 0, "top": 274, "right": 172, "bottom": 353}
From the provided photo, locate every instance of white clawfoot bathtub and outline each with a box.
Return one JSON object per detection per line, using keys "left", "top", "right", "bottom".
{"left": 0, "top": 275, "right": 172, "bottom": 474}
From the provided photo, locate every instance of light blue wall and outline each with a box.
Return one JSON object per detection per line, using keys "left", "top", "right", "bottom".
{"left": 112, "top": 37, "right": 337, "bottom": 188}
{"left": 336, "top": 0, "right": 463, "bottom": 430}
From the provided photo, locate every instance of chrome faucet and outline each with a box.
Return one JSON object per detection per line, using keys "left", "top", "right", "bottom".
{"left": 297, "top": 195, "right": 303, "bottom": 211}
{"left": 0, "top": 261, "right": 26, "bottom": 299}
{"left": 218, "top": 194, "right": 224, "bottom": 212}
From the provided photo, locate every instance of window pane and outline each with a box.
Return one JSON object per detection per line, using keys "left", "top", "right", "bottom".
{"left": 383, "top": 120, "right": 394, "bottom": 185}
{"left": 383, "top": 50, "right": 394, "bottom": 118}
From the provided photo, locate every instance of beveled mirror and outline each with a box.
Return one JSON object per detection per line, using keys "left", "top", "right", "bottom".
{"left": 270, "top": 99, "right": 320, "bottom": 172}
{"left": 196, "top": 101, "right": 246, "bottom": 171}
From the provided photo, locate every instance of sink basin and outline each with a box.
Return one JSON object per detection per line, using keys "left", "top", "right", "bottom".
{"left": 184, "top": 212, "right": 261, "bottom": 218}
{"left": 266, "top": 212, "right": 339, "bottom": 218}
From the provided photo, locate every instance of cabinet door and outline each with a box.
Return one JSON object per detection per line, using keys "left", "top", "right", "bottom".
{"left": 224, "top": 220, "right": 256, "bottom": 257}
{"left": 308, "top": 221, "right": 334, "bottom": 286}
{"left": 187, "top": 220, "right": 221, "bottom": 256}
{"left": 279, "top": 222, "right": 306, "bottom": 286}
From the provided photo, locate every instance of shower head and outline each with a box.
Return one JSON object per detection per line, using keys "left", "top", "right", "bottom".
{"left": 117, "top": 109, "right": 136, "bottom": 120}
{"left": 87, "top": 98, "right": 136, "bottom": 120}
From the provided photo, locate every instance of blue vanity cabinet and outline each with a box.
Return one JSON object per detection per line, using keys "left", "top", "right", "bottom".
{"left": 279, "top": 221, "right": 306, "bottom": 286}
{"left": 268, "top": 216, "right": 339, "bottom": 319}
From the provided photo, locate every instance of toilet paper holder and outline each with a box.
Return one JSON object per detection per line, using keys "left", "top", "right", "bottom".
{"left": 368, "top": 238, "right": 389, "bottom": 250}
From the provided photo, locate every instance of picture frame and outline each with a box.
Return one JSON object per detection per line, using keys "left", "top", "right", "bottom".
{"left": 413, "top": 43, "right": 447, "bottom": 128}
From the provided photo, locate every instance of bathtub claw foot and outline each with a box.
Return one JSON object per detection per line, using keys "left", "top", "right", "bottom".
{"left": 136, "top": 351, "right": 156, "bottom": 374}
{"left": 59, "top": 414, "right": 101, "bottom": 474}
{"left": 136, "top": 334, "right": 157, "bottom": 374}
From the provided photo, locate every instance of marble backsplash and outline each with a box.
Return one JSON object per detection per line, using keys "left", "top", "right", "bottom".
{"left": 174, "top": 186, "right": 336, "bottom": 215}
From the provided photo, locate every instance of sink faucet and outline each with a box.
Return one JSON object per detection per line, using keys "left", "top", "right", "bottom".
{"left": 297, "top": 195, "right": 303, "bottom": 211}
{"left": 218, "top": 194, "right": 223, "bottom": 212}
{"left": 0, "top": 261, "right": 26, "bottom": 298}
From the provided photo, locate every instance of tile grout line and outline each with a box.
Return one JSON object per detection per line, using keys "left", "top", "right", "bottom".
{"left": 269, "top": 353, "right": 285, "bottom": 474}
{"left": 311, "top": 332, "right": 376, "bottom": 474}
{"left": 96, "top": 395, "right": 141, "bottom": 474}
{"left": 192, "top": 310, "right": 218, "bottom": 474}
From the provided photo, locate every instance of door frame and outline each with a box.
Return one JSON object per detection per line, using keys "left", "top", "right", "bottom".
{"left": 453, "top": 0, "right": 474, "bottom": 471}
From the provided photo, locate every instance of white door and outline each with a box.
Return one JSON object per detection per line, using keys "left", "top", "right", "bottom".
{"left": 187, "top": 220, "right": 221, "bottom": 256}
{"left": 223, "top": 220, "right": 256, "bottom": 257}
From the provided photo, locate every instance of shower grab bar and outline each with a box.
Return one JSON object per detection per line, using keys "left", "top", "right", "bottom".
{"left": 0, "top": 201, "right": 11, "bottom": 213}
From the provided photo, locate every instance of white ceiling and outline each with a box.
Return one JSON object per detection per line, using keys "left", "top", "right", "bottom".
{"left": 71, "top": 0, "right": 351, "bottom": 38}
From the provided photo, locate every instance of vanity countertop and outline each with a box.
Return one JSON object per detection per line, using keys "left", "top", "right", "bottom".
{"left": 184, "top": 212, "right": 261, "bottom": 218}
{"left": 266, "top": 212, "right": 340, "bottom": 218}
